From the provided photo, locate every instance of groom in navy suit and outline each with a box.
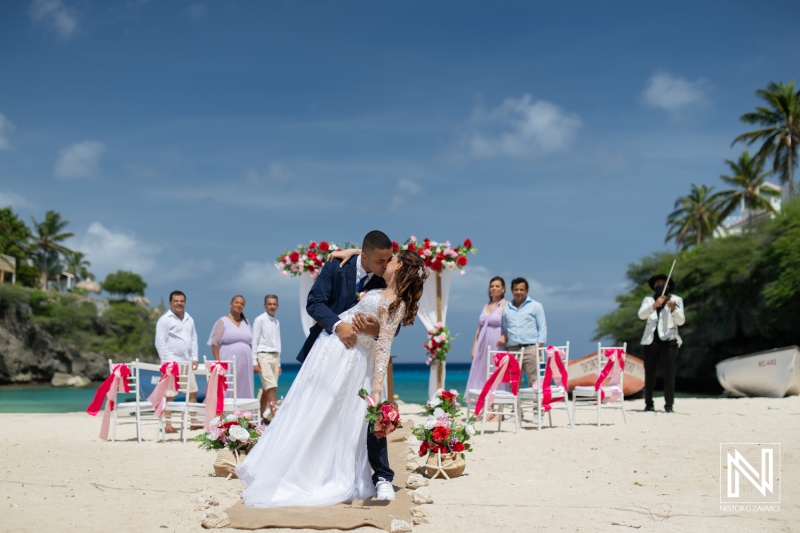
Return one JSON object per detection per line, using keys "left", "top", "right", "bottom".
{"left": 297, "top": 230, "right": 397, "bottom": 500}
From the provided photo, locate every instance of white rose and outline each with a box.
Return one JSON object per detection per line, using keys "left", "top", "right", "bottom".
{"left": 428, "top": 397, "right": 441, "bottom": 408}
{"left": 210, "top": 416, "right": 222, "bottom": 427}
{"left": 228, "top": 425, "right": 250, "bottom": 442}
{"left": 424, "top": 416, "right": 437, "bottom": 430}
{"left": 465, "top": 424, "right": 475, "bottom": 436}
{"left": 225, "top": 414, "right": 237, "bottom": 422}
{"left": 433, "top": 407, "right": 444, "bottom": 418}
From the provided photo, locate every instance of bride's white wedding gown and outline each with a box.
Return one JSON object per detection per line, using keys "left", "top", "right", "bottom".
{"left": 236, "top": 290, "right": 403, "bottom": 508}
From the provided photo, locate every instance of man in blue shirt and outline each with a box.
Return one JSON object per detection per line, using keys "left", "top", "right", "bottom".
{"left": 500, "top": 277, "right": 547, "bottom": 387}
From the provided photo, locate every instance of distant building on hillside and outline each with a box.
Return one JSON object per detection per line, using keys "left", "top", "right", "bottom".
{"left": 0, "top": 254, "right": 16, "bottom": 284}
{"left": 713, "top": 181, "right": 783, "bottom": 238}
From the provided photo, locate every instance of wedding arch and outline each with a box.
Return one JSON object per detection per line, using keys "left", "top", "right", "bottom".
{"left": 275, "top": 237, "right": 477, "bottom": 399}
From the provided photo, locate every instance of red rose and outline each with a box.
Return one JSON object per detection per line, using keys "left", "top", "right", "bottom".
{"left": 307, "top": 251, "right": 317, "bottom": 261}
{"left": 436, "top": 252, "right": 445, "bottom": 260}
{"left": 408, "top": 242, "right": 416, "bottom": 251}
{"left": 440, "top": 391, "right": 456, "bottom": 400}
{"left": 418, "top": 441, "right": 429, "bottom": 456}
{"left": 282, "top": 255, "right": 288, "bottom": 262}
{"left": 431, "top": 259, "right": 443, "bottom": 271}
{"left": 452, "top": 441, "right": 465, "bottom": 452}
{"left": 319, "top": 241, "right": 330, "bottom": 252}
{"left": 423, "top": 239, "right": 431, "bottom": 249}
{"left": 464, "top": 238, "right": 472, "bottom": 249}
{"left": 432, "top": 426, "right": 450, "bottom": 441}
{"left": 456, "top": 255, "right": 467, "bottom": 267}
{"left": 392, "top": 241, "right": 399, "bottom": 252}
{"left": 424, "top": 258, "right": 432, "bottom": 267}
{"left": 309, "top": 241, "right": 317, "bottom": 250}
{"left": 289, "top": 251, "right": 300, "bottom": 263}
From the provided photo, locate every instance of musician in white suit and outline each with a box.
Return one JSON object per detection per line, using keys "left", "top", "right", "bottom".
{"left": 638, "top": 274, "right": 685, "bottom": 413}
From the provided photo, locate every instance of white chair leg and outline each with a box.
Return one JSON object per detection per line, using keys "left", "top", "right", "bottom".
{"left": 596, "top": 393, "right": 601, "bottom": 427}
{"left": 548, "top": 410, "right": 553, "bottom": 428}
{"left": 480, "top": 409, "right": 487, "bottom": 436}
{"left": 621, "top": 400, "right": 627, "bottom": 424}
{"left": 135, "top": 409, "right": 142, "bottom": 443}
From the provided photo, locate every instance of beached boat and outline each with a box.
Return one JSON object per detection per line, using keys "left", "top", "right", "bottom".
{"left": 715, "top": 346, "right": 800, "bottom": 398}
{"left": 566, "top": 352, "right": 645, "bottom": 396}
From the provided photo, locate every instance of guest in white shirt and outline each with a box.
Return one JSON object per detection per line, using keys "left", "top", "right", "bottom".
{"left": 155, "top": 290, "right": 200, "bottom": 432}
{"left": 252, "top": 294, "right": 282, "bottom": 422}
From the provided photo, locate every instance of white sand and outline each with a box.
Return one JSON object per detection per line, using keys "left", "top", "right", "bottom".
{"left": 1, "top": 397, "right": 797, "bottom": 532}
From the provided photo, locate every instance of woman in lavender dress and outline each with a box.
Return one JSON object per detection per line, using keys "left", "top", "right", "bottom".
{"left": 209, "top": 295, "right": 257, "bottom": 399}
{"left": 466, "top": 276, "right": 508, "bottom": 392}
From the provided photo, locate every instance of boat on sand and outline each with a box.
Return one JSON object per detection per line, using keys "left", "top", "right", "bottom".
{"left": 567, "top": 352, "right": 645, "bottom": 396}
{"left": 716, "top": 346, "right": 800, "bottom": 398}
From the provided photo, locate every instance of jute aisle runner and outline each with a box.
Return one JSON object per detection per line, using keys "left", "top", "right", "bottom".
{"left": 224, "top": 428, "right": 414, "bottom": 531}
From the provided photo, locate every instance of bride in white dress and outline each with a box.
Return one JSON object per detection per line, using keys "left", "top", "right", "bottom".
{"left": 236, "top": 249, "right": 427, "bottom": 508}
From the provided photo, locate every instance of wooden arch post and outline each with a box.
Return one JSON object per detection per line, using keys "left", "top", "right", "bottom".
{"left": 436, "top": 272, "right": 444, "bottom": 390}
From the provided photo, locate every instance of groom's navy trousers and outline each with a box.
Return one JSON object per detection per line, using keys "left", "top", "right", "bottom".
{"left": 297, "top": 259, "right": 394, "bottom": 484}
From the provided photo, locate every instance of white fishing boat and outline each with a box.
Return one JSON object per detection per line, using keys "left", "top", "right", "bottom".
{"left": 715, "top": 346, "right": 800, "bottom": 398}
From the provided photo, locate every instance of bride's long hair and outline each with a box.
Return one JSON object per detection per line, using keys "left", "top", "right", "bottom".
{"left": 389, "top": 249, "right": 428, "bottom": 326}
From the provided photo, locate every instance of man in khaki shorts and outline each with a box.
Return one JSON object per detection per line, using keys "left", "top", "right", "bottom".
{"left": 252, "top": 294, "right": 282, "bottom": 423}
{"left": 155, "top": 290, "right": 200, "bottom": 432}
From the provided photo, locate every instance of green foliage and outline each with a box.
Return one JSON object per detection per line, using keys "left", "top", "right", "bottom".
{"left": 30, "top": 210, "right": 74, "bottom": 288}
{"left": 597, "top": 199, "right": 800, "bottom": 388}
{"left": 0, "top": 284, "right": 158, "bottom": 360}
{"left": 0, "top": 207, "right": 32, "bottom": 261}
{"left": 15, "top": 263, "right": 40, "bottom": 288}
{"left": 102, "top": 270, "right": 147, "bottom": 299}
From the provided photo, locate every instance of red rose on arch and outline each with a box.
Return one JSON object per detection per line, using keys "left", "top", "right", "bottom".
{"left": 436, "top": 252, "right": 445, "bottom": 261}
{"left": 463, "top": 238, "right": 472, "bottom": 249}
{"left": 431, "top": 259, "right": 443, "bottom": 271}
{"left": 452, "top": 441, "right": 465, "bottom": 452}
{"left": 432, "top": 426, "right": 450, "bottom": 441}
{"left": 319, "top": 241, "right": 330, "bottom": 252}
{"left": 289, "top": 251, "right": 300, "bottom": 262}
{"left": 392, "top": 241, "right": 399, "bottom": 252}
{"left": 407, "top": 242, "right": 417, "bottom": 251}
{"left": 456, "top": 255, "right": 468, "bottom": 267}
{"left": 424, "top": 257, "right": 432, "bottom": 267}
{"left": 309, "top": 241, "right": 317, "bottom": 250}
{"left": 307, "top": 251, "right": 318, "bottom": 261}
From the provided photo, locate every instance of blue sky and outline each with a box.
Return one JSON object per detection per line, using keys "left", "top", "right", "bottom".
{"left": 1, "top": 0, "right": 798, "bottom": 364}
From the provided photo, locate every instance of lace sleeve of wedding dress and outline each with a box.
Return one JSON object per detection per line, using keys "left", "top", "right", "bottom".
{"left": 372, "top": 300, "right": 405, "bottom": 393}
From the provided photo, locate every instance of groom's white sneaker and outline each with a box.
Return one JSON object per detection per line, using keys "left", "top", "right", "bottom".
{"left": 375, "top": 478, "right": 395, "bottom": 501}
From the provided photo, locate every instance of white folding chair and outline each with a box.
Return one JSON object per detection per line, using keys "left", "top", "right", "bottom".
{"left": 571, "top": 342, "right": 628, "bottom": 427}
{"left": 156, "top": 361, "right": 204, "bottom": 443}
{"left": 108, "top": 359, "right": 158, "bottom": 443}
{"left": 203, "top": 356, "right": 260, "bottom": 418}
{"left": 518, "top": 342, "right": 573, "bottom": 430}
{"left": 477, "top": 348, "right": 524, "bottom": 435}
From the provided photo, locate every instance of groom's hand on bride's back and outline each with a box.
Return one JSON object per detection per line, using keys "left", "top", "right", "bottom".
{"left": 336, "top": 322, "right": 359, "bottom": 349}
{"left": 353, "top": 313, "right": 379, "bottom": 338}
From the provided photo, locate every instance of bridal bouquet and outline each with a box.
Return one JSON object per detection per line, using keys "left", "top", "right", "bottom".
{"left": 397, "top": 237, "right": 477, "bottom": 272}
{"left": 412, "top": 389, "right": 475, "bottom": 459}
{"left": 423, "top": 323, "right": 455, "bottom": 365}
{"left": 194, "top": 411, "right": 266, "bottom": 453}
{"left": 358, "top": 389, "right": 402, "bottom": 438}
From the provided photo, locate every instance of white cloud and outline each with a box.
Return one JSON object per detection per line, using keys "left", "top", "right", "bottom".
{"left": 642, "top": 71, "right": 709, "bottom": 111}
{"left": 389, "top": 179, "right": 424, "bottom": 210}
{"left": 221, "top": 260, "right": 297, "bottom": 303}
{"left": 245, "top": 162, "right": 295, "bottom": 185}
{"left": 54, "top": 140, "right": 105, "bottom": 180}
{"left": 186, "top": 3, "right": 206, "bottom": 19}
{"left": 30, "top": 0, "right": 78, "bottom": 40}
{"left": 469, "top": 94, "right": 581, "bottom": 159}
{"left": 0, "top": 113, "right": 14, "bottom": 151}
{"left": 0, "top": 191, "right": 33, "bottom": 209}
{"left": 70, "top": 222, "right": 161, "bottom": 279}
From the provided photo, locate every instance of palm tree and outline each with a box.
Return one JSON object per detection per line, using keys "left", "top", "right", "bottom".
{"left": 733, "top": 80, "right": 800, "bottom": 197}
{"left": 65, "top": 251, "right": 93, "bottom": 282}
{"left": 666, "top": 184, "right": 724, "bottom": 250}
{"left": 31, "top": 210, "right": 74, "bottom": 289}
{"left": 715, "top": 151, "right": 780, "bottom": 228}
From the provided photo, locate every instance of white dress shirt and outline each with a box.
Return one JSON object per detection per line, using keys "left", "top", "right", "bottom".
{"left": 155, "top": 309, "right": 199, "bottom": 362}
{"left": 332, "top": 255, "right": 373, "bottom": 332}
{"left": 252, "top": 312, "right": 281, "bottom": 359}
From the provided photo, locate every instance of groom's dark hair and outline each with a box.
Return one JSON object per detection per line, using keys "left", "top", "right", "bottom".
{"left": 362, "top": 230, "right": 393, "bottom": 253}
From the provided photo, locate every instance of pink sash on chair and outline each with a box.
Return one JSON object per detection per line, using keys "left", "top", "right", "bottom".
{"left": 204, "top": 361, "right": 229, "bottom": 430}
{"left": 86, "top": 363, "right": 131, "bottom": 440}
{"left": 475, "top": 352, "right": 521, "bottom": 417}
{"left": 542, "top": 346, "right": 569, "bottom": 412}
{"left": 594, "top": 349, "right": 625, "bottom": 401}
{"left": 147, "top": 362, "right": 180, "bottom": 418}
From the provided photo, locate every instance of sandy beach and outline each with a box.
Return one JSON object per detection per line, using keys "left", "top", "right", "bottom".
{"left": 1, "top": 396, "right": 797, "bottom": 532}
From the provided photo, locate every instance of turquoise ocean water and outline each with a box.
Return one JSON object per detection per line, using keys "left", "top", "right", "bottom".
{"left": 0, "top": 363, "right": 472, "bottom": 413}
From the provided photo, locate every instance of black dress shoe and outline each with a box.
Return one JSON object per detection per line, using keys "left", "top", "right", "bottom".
{"left": 644, "top": 405, "right": 654, "bottom": 412}
{"left": 665, "top": 406, "right": 673, "bottom": 413}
